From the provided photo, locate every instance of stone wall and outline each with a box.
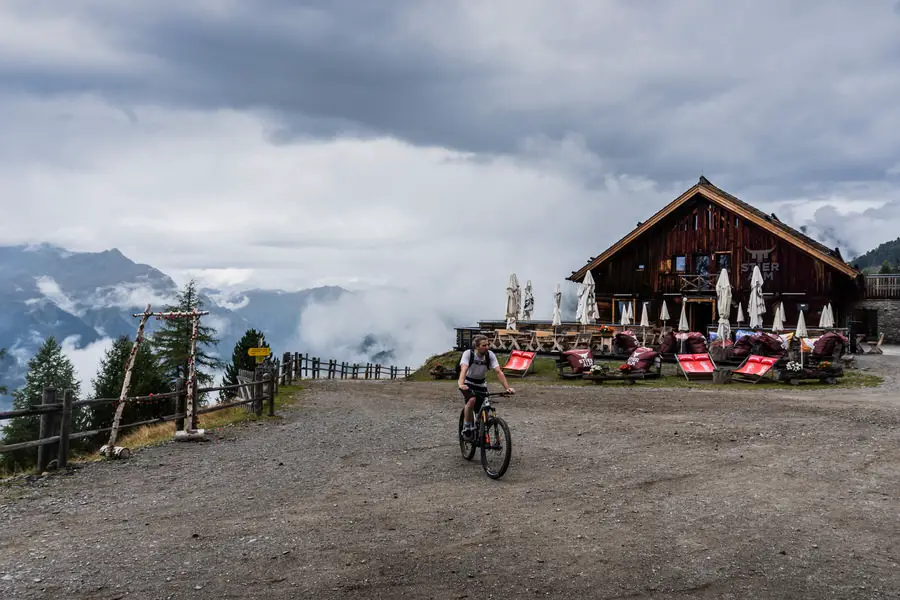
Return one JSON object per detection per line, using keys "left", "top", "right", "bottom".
{"left": 851, "top": 299, "right": 900, "bottom": 344}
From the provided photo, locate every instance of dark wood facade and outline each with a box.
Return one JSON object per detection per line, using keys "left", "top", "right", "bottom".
{"left": 568, "top": 177, "right": 864, "bottom": 333}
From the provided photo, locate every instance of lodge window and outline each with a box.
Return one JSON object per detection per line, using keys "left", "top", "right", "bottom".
{"left": 675, "top": 256, "right": 686, "bottom": 272}
{"left": 715, "top": 252, "right": 731, "bottom": 271}
{"left": 695, "top": 254, "right": 710, "bottom": 276}
{"left": 694, "top": 214, "right": 699, "bottom": 230}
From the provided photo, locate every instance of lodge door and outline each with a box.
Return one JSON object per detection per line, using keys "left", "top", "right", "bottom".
{"left": 689, "top": 300, "right": 715, "bottom": 334}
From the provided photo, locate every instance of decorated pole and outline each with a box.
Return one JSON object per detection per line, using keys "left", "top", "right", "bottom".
{"left": 185, "top": 311, "right": 200, "bottom": 431}
{"left": 174, "top": 309, "right": 209, "bottom": 441}
{"left": 101, "top": 303, "right": 152, "bottom": 458}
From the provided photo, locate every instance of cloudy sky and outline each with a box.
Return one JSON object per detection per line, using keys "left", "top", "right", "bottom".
{"left": 2, "top": 0, "right": 900, "bottom": 328}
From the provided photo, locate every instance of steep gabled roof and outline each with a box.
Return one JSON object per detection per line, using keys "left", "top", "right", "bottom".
{"left": 568, "top": 176, "right": 860, "bottom": 282}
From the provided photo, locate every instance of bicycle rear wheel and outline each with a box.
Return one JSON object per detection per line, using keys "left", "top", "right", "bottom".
{"left": 458, "top": 408, "right": 476, "bottom": 461}
{"left": 480, "top": 415, "right": 511, "bottom": 479}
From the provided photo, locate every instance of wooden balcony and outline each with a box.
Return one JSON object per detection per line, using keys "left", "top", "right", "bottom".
{"left": 657, "top": 273, "right": 716, "bottom": 294}
{"left": 865, "top": 274, "right": 900, "bottom": 299}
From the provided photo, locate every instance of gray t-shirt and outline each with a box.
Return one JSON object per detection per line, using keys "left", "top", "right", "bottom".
{"left": 460, "top": 349, "right": 499, "bottom": 382}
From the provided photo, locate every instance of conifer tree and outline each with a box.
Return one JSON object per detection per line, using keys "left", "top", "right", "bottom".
{"left": 0, "top": 337, "right": 82, "bottom": 472}
{"left": 148, "top": 280, "right": 223, "bottom": 402}
{"left": 86, "top": 335, "right": 170, "bottom": 449}
{"left": 220, "top": 329, "right": 269, "bottom": 401}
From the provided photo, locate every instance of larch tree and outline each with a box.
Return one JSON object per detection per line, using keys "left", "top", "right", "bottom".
{"left": 148, "top": 280, "right": 223, "bottom": 404}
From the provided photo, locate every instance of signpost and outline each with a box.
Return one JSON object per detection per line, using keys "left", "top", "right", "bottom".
{"left": 249, "top": 346, "right": 270, "bottom": 364}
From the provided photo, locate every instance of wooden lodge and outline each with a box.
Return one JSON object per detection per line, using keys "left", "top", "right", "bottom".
{"left": 566, "top": 176, "right": 865, "bottom": 335}
{"left": 454, "top": 176, "right": 898, "bottom": 354}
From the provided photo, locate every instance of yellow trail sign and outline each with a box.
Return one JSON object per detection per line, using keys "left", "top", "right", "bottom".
{"left": 248, "top": 347, "right": 271, "bottom": 357}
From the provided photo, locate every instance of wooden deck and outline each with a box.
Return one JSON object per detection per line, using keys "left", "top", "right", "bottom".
{"left": 865, "top": 274, "right": 900, "bottom": 299}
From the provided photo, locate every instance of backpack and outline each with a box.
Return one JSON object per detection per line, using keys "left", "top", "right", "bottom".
{"left": 454, "top": 348, "right": 490, "bottom": 379}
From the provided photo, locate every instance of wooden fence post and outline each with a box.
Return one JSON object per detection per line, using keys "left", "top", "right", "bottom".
{"left": 57, "top": 389, "right": 73, "bottom": 469}
{"left": 253, "top": 370, "right": 264, "bottom": 416}
{"left": 375, "top": 364, "right": 382, "bottom": 379}
{"left": 404, "top": 367, "right": 410, "bottom": 378}
{"left": 36, "top": 388, "right": 57, "bottom": 473}
{"left": 175, "top": 377, "right": 186, "bottom": 432}
{"left": 265, "top": 373, "right": 275, "bottom": 417}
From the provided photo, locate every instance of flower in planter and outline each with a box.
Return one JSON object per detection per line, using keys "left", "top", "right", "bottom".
{"left": 618, "top": 363, "right": 633, "bottom": 373}
{"left": 786, "top": 361, "right": 802, "bottom": 372}
{"left": 820, "top": 361, "right": 831, "bottom": 370}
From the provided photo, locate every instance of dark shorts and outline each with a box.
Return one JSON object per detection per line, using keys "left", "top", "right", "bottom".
{"left": 460, "top": 379, "right": 488, "bottom": 406}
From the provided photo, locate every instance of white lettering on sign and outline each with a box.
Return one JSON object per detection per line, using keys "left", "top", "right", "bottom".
{"left": 742, "top": 247, "right": 779, "bottom": 280}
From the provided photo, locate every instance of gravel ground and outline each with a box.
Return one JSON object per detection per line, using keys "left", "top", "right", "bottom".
{"left": 1, "top": 352, "right": 899, "bottom": 599}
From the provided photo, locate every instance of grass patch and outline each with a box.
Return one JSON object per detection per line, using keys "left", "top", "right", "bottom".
{"left": 100, "top": 383, "right": 306, "bottom": 455}
{"left": 0, "top": 384, "right": 307, "bottom": 479}
{"left": 409, "top": 350, "right": 885, "bottom": 390}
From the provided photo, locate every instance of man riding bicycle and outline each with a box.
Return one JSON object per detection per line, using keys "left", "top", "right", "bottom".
{"left": 458, "top": 335, "right": 515, "bottom": 441}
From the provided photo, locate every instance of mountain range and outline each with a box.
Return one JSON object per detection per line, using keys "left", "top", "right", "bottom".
{"left": 0, "top": 243, "right": 348, "bottom": 410}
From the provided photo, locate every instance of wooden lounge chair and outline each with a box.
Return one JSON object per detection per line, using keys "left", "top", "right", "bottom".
{"left": 502, "top": 350, "right": 536, "bottom": 377}
{"left": 731, "top": 355, "right": 778, "bottom": 383}
{"left": 675, "top": 353, "right": 717, "bottom": 381}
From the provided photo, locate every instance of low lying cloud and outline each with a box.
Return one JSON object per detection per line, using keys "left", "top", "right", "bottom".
{"left": 34, "top": 275, "right": 83, "bottom": 317}
{"left": 294, "top": 272, "right": 586, "bottom": 370}
{"left": 60, "top": 335, "right": 114, "bottom": 398}
{"left": 87, "top": 282, "right": 177, "bottom": 311}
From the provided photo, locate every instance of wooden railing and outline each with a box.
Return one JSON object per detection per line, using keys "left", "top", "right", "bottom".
{"left": 865, "top": 274, "right": 900, "bottom": 299}
{"left": 273, "top": 352, "right": 412, "bottom": 383}
{"left": 0, "top": 371, "right": 275, "bottom": 473}
{"left": 657, "top": 273, "right": 716, "bottom": 293}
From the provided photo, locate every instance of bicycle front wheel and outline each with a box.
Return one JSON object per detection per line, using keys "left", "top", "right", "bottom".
{"left": 459, "top": 408, "right": 476, "bottom": 461}
{"left": 480, "top": 416, "right": 511, "bottom": 479}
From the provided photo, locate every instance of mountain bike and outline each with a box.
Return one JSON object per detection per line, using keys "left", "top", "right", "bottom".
{"left": 458, "top": 390, "right": 513, "bottom": 479}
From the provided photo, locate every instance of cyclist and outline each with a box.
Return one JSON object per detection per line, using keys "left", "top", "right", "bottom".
{"left": 457, "top": 335, "right": 515, "bottom": 441}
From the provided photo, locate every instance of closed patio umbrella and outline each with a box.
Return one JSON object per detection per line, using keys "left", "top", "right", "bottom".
{"left": 772, "top": 301, "right": 785, "bottom": 333}
{"left": 796, "top": 308, "right": 808, "bottom": 368}
{"left": 506, "top": 273, "right": 520, "bottom": 330}
{"left": 748, "top": 265, "right": 765, "bottom": 329}
{"left": 620, "top": 301, "right": 632, "bottom": 326}
{"left": 551, "top": 283, "right": 562, "bottom": 328}
{"left": 660, "top": 299, "right": 670, "bottom": 322}
{"left": 522, "top": 280, "right": 534, "bottom": 321}
{"left": 715, "top": 268, "right": 732, "bottom": 343}
{"left": 639, "top": 301, "right": 650, "bottom": 345}
{"left": 736, "top": 301, "right": 745, "bottom": 324}
{"left": 678, "top": 298, "right": 689, "bottom": 332}
{"left": 577, "top": 271, "right": 597, "bottom": 325}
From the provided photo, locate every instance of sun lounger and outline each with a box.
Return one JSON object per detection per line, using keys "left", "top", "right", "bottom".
{"left": 731, "top": 355, "right": 778, "bottom": 383}
{"left": 502, "top": 350, "right": 536, "bottom": 377}
{"left": 556, "top": 349, "right": 593, "bottom": 380}
{"left": 582, "top": 348, "right": 662, "bottom": 385}
{"left": 675, "top": 353, "right": 717, "bottom": 380}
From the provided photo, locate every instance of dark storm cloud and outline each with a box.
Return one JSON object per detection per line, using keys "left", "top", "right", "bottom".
{"left": 3, "top": 0, "right": 900, "bottom": 196}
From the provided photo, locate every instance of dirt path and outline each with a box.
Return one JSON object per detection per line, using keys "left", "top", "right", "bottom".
{"left": 2, "top": 358, "right": 899, "bottom": 599}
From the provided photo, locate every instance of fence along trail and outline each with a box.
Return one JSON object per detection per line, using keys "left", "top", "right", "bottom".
{"left": 1, "top": 337, "right": 413, "bottom": 475}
